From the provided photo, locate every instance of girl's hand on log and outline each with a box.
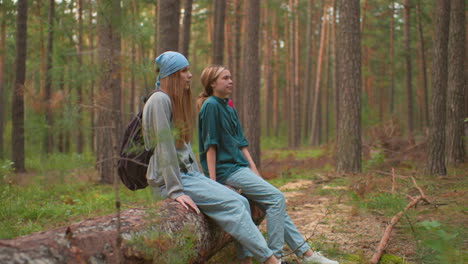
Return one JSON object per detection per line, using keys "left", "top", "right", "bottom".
{"left": 175, "top": 194, "right": 201, "bottom": 214}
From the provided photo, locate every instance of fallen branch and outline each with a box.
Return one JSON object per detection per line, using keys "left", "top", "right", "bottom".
{"left": 370, "top": 177, "right": 431, "bottom": 264}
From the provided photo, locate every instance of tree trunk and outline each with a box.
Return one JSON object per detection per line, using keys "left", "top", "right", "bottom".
{"left": 304, "top": 0, "right": 314, "bottom": 140}
{"left": 272, "top": 11, "right": 279, "bottom": 137}
{"left": 212, "top": 0, "right": 226, "bottom": 64}
{"left": 403, "top": 0, "right": 414, "bottom": 139}
{"left": 242, "top": 0, "right": 260, "bottom": 166}
{"left": 309, "top": 4, "right": 328, "bottom": 146}
{"left": 427, "top": 0, "right": 450, "bottom": 176}
{"left": 0, "top": 200, "right": 265, "bottom": 264}
{"left": 97, "top": 0, "right": 122, "bottom": 184}
{"left": 446, "top": 0, "right": 465, "bottom": 166}
{"left": 332, "top": 0, "right": 339, "bottom": 141}
{"left": 180, "top": 0, "right": 193, "bottom": 58}
{"left": 75, "top": 0, "right": 85, "bottom": 153}
{"left": 336, "top": 0, "right": 362, "bottom": 173}
{"left": 0, "top": 15, "right": 5, "bottom": 159}
{"left": 12, "top": 0, "right": 28, "bottom": 172}
{"left": 88, "top": 0, "right": 96, "bottom": 153}
{"left": 416, "top": 0, "right": 429, "bottom": 128}
{"left": 43, "top": 0, "right": 55, "bottom": 154}
{"left": 129, "top": 0, "right": 137, "bottom": 116}
{"left": 231, "top": 0, "right": 243, "bottom": 123}
{"left": 158, "top": 0, "right": 180, "bottom": 54}
{"left": 389, "top": 1, "right": 395, "bottom": 116}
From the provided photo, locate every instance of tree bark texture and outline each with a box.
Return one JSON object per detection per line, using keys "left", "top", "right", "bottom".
{"left": 0, "top": 199, "right": 265, "bottom": 264}
{"left": 231, "top": 0, "right": 243, "bottom": 125}
{"left": 416, "top": 0, "right": 429, "bottom": 128}
{"left": 158, "top": 0, "right": 180, "bottom": 54}
{"left": 44, "top": 0, "right": 55, "bottom": 154}
{"left": 446, "top": 0, "right": 465, "bottom": 166}
{"left": 76, "top": 0, "right": 85, "bottom": 153}
{"left": 309, "top": 5, "right": 328, "bottom": 146}
{"left": 180, "top": 0, "right": 193, "bottom": 58}
{"left": 336, "top": 0, "right": 362, "bottom": 173}
{"left": 97, "top": 0, "right": 122, "bottom": 184}
{"left": 12, "top": 0, "right": 28, "bottom": 172}
{"left": 403, "top": 0, "right": 414, "bottom": 137}
{"left": 242, "top": 0, "right": 261, "bottom": 167}
{"left": 427, "top": 0, "right": 450, "bottom": 176}
{"left": 212, "top": 0, "right": 226, "bottom": 64}
{"left": 0, "top": 16, "right": 5, "bottom": 159}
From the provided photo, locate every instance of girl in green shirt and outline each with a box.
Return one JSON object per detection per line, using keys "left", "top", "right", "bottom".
{"left": 197, "top": 65, "right": 338, "bottom": 264}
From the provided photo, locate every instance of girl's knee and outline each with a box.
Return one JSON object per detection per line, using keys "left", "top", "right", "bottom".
{"left": 272, "top": 190, "right": 286, "bottom": 207}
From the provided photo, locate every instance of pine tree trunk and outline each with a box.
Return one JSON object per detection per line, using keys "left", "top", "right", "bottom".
{"left": 158, "top": 0, "right": 180, "bottom": 54}
{"left": 76, "top": 0, "right": 85, "bottom": 153}
{"left": 0, "top": 16, "right": 5, "bottom": 159}
{"left": 336, "top": 0, "right": 362, "bottom": 173}
{"left": 232, "top": 0, "right": 243, "bottom": 123}
{"left": 403, "top": 0, "right": 414, "bottom": 139}
{"left": 129, "top": 0, "right": 138, "bottom": 117}
{"left": 180, "top": 0, "right": 193, "bottom": 58}
{"left": 304, "top": 0, "right": 314, "bottom": 140}
{"left": 272, "top": 12, "right": 279, "bottom": 137}
{"left": 97, "top": 0, "right": 122, "bottom": 184}
{"left": 446, "top": 0, "right": 465, "bottom": 165}
{"left": 293, "top": 0, "right": 301, "bottom": 147}
{"left": 212, "top": 0, "right": 226, "bottom": 64}
{"left": 332, "top": 0, "right": 339, "bottom": 141}
{"left": 389, "top": 1, "right": 395, "bottom": 115}
{"left": 43, "top": 0, "right": 55, "bottom": 154}
{"left": 416, "top": 0, "right": 429, "bottom": 128}
{"left": 12, "top": 0, "right": 28, "bottom": 172}
{"left": 89, "top": 0, "right": 96, "bottom": 153}
{"left": 427, "top": 0, "right": 450, "bottom": 176}
{"left": 309, "top": 5, "right": 328, "bottom": 146}
{"left": 242, "top": 0, "right": 261, "bottom": 166}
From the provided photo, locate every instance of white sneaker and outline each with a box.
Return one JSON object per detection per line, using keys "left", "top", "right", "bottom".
{"left": 303, "top": 251, "right": 339, "bottom": 264}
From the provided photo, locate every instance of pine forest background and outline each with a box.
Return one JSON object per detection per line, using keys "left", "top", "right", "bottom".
{"left": 0, "top": 0, "right": 466, "bottom": 181}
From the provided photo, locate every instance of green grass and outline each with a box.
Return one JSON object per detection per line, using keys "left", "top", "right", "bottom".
{"left": 0, "top": 154, "right": 156, "bottom": 239}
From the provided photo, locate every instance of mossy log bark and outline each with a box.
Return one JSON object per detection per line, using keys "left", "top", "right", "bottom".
{"left": 0, "top": 198, "right": 265, "bottom": 264}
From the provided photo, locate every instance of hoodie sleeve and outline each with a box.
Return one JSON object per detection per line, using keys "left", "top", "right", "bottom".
{"left": 143, "top": 92, "right": 184, "bottom": 200}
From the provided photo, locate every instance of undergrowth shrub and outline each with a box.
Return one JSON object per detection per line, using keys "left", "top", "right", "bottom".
{"left": 414, "top": 220, "right": 464, "bottom": 264}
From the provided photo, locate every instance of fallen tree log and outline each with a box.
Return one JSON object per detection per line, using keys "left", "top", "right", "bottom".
{"left": 0, "top": 198, "right": 265, "bottom": 264}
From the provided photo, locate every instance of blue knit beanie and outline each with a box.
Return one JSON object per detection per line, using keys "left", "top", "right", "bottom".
{"left": 155, "top": 51, "right": 189, "bottom": 89}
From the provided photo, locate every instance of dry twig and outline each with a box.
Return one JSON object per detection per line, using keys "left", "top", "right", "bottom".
{"left": 370, "top": 176, "right": 432, "bottom": 264}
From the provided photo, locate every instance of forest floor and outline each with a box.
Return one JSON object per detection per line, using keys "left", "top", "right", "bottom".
{"left": 209, "top": 136, "right": 467, "bottom": 263}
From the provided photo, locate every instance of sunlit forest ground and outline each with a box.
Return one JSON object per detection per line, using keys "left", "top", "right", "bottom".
{"left": 1, "top": 129, "right": 466, "bottom": 264}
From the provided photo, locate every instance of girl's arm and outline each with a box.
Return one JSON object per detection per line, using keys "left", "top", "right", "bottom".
{"left": 206, "top": 146, "right": 217, "bottom": 181}
{"left": 241, "top": 147, "right": 261, "bottom": 177}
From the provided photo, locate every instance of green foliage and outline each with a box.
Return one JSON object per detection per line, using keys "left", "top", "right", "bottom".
{"left": 27, "top": 152, "right": 94, "bottom": 174}
{"left": 354, "top": 192, "right": 406, "bottom": 217}
{"left": 128, "top": 225, "right": 198, "bottom": 264}
{"left": 0, "top": 154, "right": 155, "bottom": 239}
{"left": 379, "top": 254, "right": 407, "bottom": 264}
{"left": 0, "top": 159, "right": 14, "bottom": 180}
{"left": 414, "top": 220, "right": 464, "bottom": 264}
{"left": 363, "top": 149, "right": 385, "bottom": 171}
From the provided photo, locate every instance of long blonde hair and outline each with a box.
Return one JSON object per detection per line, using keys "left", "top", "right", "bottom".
{"left": 196, "top": 65, "right": 228, "bottom": 111}
{"left": 159, "top": 70, "right": 193, "bottom": 147}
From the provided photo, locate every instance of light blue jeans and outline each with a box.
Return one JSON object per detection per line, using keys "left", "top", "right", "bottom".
{"left": 154, "top": 171, "right": 274, "bottom": 262}
{"left": 224, "top": 167, "right": 311, "bottom": 259}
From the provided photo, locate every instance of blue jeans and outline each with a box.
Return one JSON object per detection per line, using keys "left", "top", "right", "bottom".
{"left": 153, "top": 171, "right": 274, "bottom": 262}
{"left": 224, "top": 167, "right": 311, "bottom": 259}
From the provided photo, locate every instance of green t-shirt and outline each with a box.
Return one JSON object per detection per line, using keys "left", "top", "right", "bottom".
{"left": 198, "top": 96, "right": 249, "bottom": 183}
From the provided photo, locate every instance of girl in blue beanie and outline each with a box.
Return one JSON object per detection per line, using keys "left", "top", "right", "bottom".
{"left": 142, "top": 52, "right": 280, "bottom": 264}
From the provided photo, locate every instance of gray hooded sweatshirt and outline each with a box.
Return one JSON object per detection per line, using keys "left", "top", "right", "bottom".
{"left": 142, "top": 91, "right": 199, "bottom": 200}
